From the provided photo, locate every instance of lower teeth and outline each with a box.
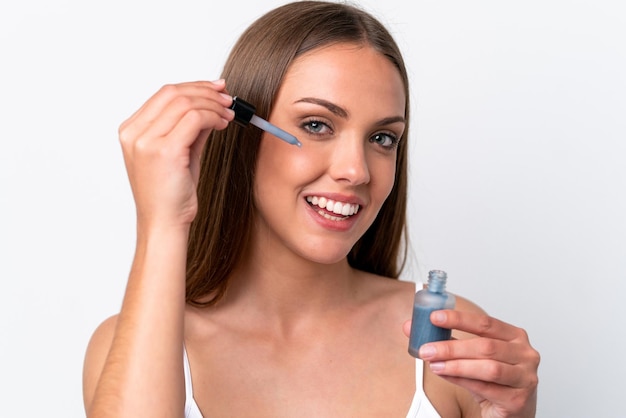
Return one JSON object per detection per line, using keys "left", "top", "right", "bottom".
{"left": 318, "top": 210, "right": 347, "bottom": 221}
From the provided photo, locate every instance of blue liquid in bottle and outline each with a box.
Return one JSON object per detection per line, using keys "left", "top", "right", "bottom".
{"left": 408, "top": 270, "right": 456, "bottom": 358}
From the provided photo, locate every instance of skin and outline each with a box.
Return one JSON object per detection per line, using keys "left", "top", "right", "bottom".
{"left": 83, "top": 43, "right": 539, "bottom": 418}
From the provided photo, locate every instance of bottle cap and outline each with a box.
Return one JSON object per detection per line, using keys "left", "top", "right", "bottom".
{"left": 230, "top": 96, "right": 256, "bottom": 127}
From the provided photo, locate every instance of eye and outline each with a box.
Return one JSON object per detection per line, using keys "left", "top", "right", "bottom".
{"left": 370, "top": 132, "right": 400, "bottom": 150}
{"left": 300, "top": 119, "right": 333, "bottom": 136}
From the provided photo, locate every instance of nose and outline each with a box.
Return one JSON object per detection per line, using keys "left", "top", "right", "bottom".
{"left": 328, "top": 134, "right": 370, "bottom": 185}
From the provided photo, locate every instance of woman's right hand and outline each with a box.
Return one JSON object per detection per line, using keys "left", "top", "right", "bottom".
{"left": 118, "top": 80, "right": 234, "bottom": 229}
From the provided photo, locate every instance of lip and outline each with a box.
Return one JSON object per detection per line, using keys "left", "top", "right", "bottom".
{"left": 304, "top": 192, "right": 365, "bottom": 207}
{"left": 303, "top": 192, "right": 365, "bottom": 232}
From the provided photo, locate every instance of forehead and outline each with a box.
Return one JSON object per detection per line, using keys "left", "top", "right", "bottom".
{"left": 277, "top": 43, "right": 406, "bottom": 114}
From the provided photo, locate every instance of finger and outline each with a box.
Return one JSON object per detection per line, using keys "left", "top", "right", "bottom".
{"left": 402, "top": 319, "right": 411, "bottom": 337}
{"left": 124, "top": 105, "right": 231, "bottom": 180}
{"left": 428, "top": 358, "right": 531, "bottom": 388}
{"left": 161, "top": 108, "right": 230, "bottom": 161}
{"left": 119, "top": 81, "right": 231, "bottom": 144}
{"left": 418, "top": 337, "right": 525, "bottom": 365}
{"left": 436, "top": 374, "right": 534, "bottom": 413}
{"left": 139, "top": 94, "right": 233, "bottom": 146}
{"left": 126, "top": 83, "right": 232, "bottom": 142}
{"left": 189, "top": 128, "right": 211, "bottom": 182}
{"left": 430, "top": 310, "right": 527, "bottom": 342}
{"left": 124, "top": 80, "right": 228, "bottom": 127}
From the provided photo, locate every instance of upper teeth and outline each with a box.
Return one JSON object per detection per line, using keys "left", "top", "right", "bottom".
{"left": 306, "top": 196, "right": 360, "bottom": 216}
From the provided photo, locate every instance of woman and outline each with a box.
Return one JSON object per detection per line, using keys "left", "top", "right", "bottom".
{"left": 83, "top": 2, "right": 539, "bottom": 417}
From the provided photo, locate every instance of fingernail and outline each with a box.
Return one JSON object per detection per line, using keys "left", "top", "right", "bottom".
{"left": 419, "top": 344, "right": 436, "bottom": 359}
{"left": 429, "top": 362, "right": 445, "bottom": 372}
{"left": 431, "top": 311, "right": 446, "bottom": 324}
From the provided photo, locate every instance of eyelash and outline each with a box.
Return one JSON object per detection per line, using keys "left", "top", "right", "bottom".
{"left": 371, "top": 132, "right": 400, "bottom": 150}
{"left": 300, "top": 119, "right": 332, "bottom": 136}
{"left": 299, "top": 119, "right": 400, "bottom": 150}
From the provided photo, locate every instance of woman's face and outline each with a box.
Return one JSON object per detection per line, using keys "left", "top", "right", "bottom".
{"left": 252, "top": 42, "right": 406, "bottom": 266}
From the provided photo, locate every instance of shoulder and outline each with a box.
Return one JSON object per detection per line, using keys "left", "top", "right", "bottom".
{"left": 351, "top": 272, "right": 417, "bottom": 326}
{"left": 451, "top": 293, "right": 487, "bottom": 341}
{"left": 454, "top": 293, "right": 487, "bottom": 314}
{"left": 84, "top": 314, "right": 119, "bottom": 362}
{"left": 82, "top": 314, "right": 119, "bottom": 411}
{"left": 356, "top": 271, "right": 415, "bottom": 302}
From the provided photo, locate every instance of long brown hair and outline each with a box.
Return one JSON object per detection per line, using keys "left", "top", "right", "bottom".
{"left": 186, "top": 1, "right": 410, "bottom": 306}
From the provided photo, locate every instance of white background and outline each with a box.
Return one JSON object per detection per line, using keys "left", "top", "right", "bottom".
{"left": 1, "top": 1, "right": 624, "bottom": 417}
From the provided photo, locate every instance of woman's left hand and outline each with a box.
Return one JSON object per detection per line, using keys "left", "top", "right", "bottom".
{"left": 405, "top": 310, "right": 540, "bottom": 418}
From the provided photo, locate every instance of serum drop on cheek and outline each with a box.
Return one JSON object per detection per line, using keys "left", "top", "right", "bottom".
{"left": 408, "top": 270, "right": 456, "bottom": 358}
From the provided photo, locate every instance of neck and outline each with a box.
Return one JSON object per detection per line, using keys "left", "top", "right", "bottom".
{"left": 235, "top": 257, "right": 355, "bottom": 306}
{"left": 219, "top": 249, "right": 360, "bottom": 335}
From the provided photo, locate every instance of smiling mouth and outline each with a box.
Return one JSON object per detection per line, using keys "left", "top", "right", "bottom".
{"left": 306, "top": 196, "right": 360, "bottom": 221}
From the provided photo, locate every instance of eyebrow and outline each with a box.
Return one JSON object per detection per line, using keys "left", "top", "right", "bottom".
{"left": 377, "top": 116, "right": 406, "bottom": 126}
{"left": 294, "top": 97, "right": 348, "bottom": 118}
{"left": 293, "top": 97, "right": 406, "bottom": 127}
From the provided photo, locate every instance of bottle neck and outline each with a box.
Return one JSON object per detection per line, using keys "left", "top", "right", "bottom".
{"left": 427, "top": 270, "right": 447, "bottom": 293}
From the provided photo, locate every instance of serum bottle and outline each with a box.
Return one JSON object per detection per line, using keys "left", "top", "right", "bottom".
{"left": 408, "top": 270, "right": 456, "bottom": 358}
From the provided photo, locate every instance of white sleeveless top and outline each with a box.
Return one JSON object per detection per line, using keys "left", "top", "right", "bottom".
{"left": 183, "top": 281, "right": 440, "bottom": 417}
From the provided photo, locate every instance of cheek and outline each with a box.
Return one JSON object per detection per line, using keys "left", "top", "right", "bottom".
{"left": 254, "top": 136, "right": 323, "bottom": 203}
{"left": 371, "top": 156, "right": 397, "bottom": 199}
{"left": 289, "top": 146, "right": 327, "bottom": 174}
{"left": 258, "top": 137, "right": 325, "bottom": 179}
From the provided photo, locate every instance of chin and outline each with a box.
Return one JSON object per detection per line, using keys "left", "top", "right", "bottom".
{"left": 293, "top": 242, "right": 354, "bottom": 266}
